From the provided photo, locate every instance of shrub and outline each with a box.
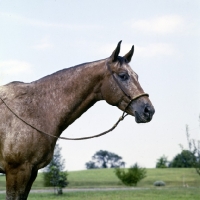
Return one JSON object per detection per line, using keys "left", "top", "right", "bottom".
{"left": 114, "top": 163, "right": 146, "bottom": 186}
{"left": 154, "top": 181, "right": 166, "bottom": 187}
{"left": 43, "top": 144, "right": 68, "bottom": 194}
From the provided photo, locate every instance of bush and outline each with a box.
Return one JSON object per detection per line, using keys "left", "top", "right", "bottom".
{"left": 154, "top": 181, "right": 166, "bottom": 187}
{"left": 43, "top": 144, "right": 68, "bottom": 194}
{"left": 114, "top": 163, "right": 146, "bottom": 186}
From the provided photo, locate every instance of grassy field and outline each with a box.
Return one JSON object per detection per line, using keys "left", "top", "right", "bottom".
{"left": 0, "top": 188, "right": 200, "bottom": 200}
{"left": 0, "top": 168, "right": 200, "bottom": 199}
{"left": 64, "top": 168, "right": 200, "bottom": 188}
{"left": 0, "top": 168, "right": 200, "bottom": 189}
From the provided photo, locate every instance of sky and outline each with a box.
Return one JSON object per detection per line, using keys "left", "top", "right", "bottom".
{"left": 0, "top": 0, "right": 200, "bottom": 171}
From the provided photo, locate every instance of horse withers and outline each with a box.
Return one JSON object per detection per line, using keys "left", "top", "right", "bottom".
{"left": 0, "top": 41, "right": 155, "bottom": 199}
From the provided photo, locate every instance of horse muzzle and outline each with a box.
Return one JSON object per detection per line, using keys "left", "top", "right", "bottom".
{"left": 134, "top": 104, "right": 155, "bottom": 123}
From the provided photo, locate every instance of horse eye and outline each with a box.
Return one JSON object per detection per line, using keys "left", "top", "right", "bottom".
{"left": 118, "top": 73, "right": 129, "bottom": 81}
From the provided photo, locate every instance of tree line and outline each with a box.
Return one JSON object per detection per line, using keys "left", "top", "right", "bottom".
{"left": 156, "top": 150, "right": 197, "bottom": 168}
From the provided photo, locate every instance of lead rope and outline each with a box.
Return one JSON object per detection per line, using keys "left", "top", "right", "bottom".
{"left": 0, "top": 96, "right": 129, "bottom": 140}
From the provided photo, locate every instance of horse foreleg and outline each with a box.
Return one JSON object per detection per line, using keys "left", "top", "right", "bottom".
{"left": 5, "top": 163, "right": 33, "bottom": 200}
{"left": 24, "top": 169, "right": 38, "bottom": 198}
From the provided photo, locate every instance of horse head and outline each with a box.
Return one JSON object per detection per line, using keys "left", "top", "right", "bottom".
{"left": 101, "top": 41, "right": 155, "bottom": 123}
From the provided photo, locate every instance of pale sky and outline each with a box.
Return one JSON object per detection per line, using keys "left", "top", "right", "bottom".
{"left": 0, "top": 0, "right": 200, "bottom": 171}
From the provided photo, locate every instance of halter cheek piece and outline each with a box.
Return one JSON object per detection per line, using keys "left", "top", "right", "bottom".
{"left": 0, "top": 63, "right": 149, "bottom": 140}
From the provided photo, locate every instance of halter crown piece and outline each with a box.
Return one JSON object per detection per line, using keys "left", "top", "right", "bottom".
{"left": 0, "top": 62, "right": 149, "bottom": 140}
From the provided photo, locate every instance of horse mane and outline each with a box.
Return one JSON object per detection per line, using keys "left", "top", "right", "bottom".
{"left": 33, "top": 59, "right": 107, "bottom": 84}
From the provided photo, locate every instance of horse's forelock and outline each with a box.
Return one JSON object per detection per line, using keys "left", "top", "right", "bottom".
{"left": 117, "top": 56, "right": 127, "bottom": 66}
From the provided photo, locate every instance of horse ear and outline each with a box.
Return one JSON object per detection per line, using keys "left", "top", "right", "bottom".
{"left": 110, "top": 40, "right": 122, "bottom": 62}
{"left": 123, "top": 45, "right": 134, "bottom": 63}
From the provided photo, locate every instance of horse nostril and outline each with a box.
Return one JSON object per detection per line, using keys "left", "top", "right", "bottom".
{"left": 144, "top": 106, "right": 151, "bottom": 118}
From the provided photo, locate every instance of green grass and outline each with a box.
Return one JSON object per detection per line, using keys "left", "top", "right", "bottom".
{"left": 57, "top": 168, "right": 200, "bottom": 188}
{"left": 0, "top": 188, "right": 200, "bottom": 200}
{"left": 65, "top": 168, "right": 122, "bottom": 188}
{"left": 0, "top": 169, "right": 200, "bottom": 199}
{"left": 139, "top": 168, "right": 200, "bottom": 188}
{"left": 1, "top": 168, "right": 200, "bottom": 189}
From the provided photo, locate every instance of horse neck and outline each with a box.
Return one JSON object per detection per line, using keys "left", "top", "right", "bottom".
{"left": 35, "top": 59, "right": 106, "bottom": 135}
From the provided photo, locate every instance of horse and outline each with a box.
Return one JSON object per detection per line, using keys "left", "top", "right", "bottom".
{"left": 0, "top": 41, "right": 155, "bottom": 199}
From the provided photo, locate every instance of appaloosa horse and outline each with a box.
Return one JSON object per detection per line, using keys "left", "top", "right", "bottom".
{"left": 0, "top": 41, "right": 155, "bottom": 199}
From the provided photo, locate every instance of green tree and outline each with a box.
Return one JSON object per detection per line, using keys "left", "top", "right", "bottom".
{"left": 85, "top": 161, "right": 98, "bottom": 169}
{"left": 115, "top": 163, "right": 146, "bottom": 186}
{"left": 156, "top": 155, "right": 169, "bottom": 168}
{"left": 43, "top": 144, "right": 68, "bottom": 194}
{"left": 169, "top": 150, "right": 196, "bottom": 168}
{"left": 49, "top": 165, "right": 59, "bottom": 189}
{"left": 85, "top": 150, "right": 125, "bottom": 169}
{"left": 57, "top": 171, "right": 68, "bottom": 194}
